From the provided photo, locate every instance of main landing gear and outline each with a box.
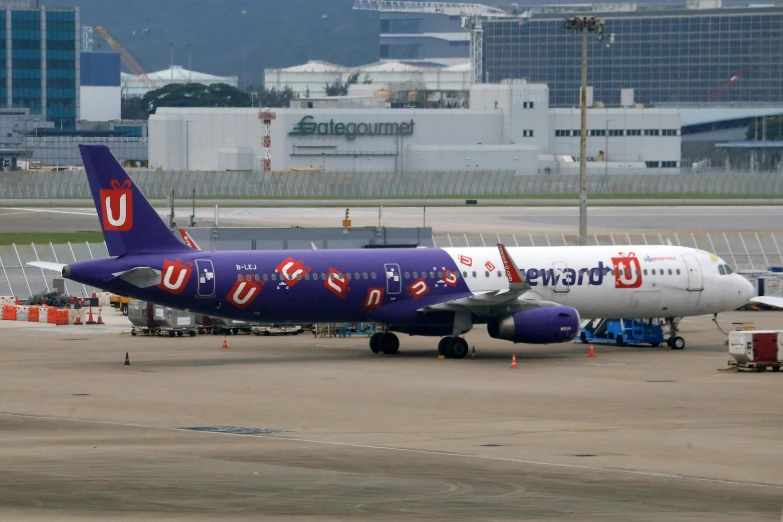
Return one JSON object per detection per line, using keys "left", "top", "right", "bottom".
{"left": 437, "top": 336, "right": 469, "bottom": 359}
{"left": 369, "top": 331, "right": 399, "bottom": 354}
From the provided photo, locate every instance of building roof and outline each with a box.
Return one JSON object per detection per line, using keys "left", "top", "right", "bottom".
{"left": 361, "top": 61, "right": 429, "bottom": 72}
{"left": 279, "top": 60, "right": 347, "bottom": 73}
{"left": 121, "top": 66, "right": 237, "bottom": 84}
{"left": 679, "top": 108, "right": 783, "bottom": 126}
{"left": 715, "top": 141, "right": 783, "bottom": 148}
{"left": 443, "top": 62, "right": 471, "bottom": 72}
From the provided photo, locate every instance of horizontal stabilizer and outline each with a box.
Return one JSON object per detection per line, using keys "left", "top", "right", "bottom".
{"left": 750, "top": 296, "right": 783, "bottom": 309}
{"left": 27, "top": 261, "right": 66, "bottom": 273}
{"left": 111, "top": 267, "right": 161, "bottom": 288}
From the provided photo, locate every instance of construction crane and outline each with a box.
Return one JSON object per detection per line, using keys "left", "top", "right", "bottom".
{"left": 708, "top": 68, "right": 749, "bottom": 102}
{"left": 95, "top": 26, "right": 157, "bottom": 90}
{"left": 353, "top": 1, "right": 524, "bottom": 84}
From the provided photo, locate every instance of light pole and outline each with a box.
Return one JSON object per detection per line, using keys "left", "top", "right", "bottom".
{"left": 605, "top": 118, "right": 611, "bottom": 177}
{"left": 563, "top": 16, "right": 604, "bottom": 246}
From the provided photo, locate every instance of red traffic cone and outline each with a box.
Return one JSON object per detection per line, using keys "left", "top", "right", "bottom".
{"left": 86, "top": 306, "right": 97, "bottom": 325}
{"left": 511, "top": 353, "right": 517, "bottom": 369}
{"left": 124, "top": 352, "right": 130, "bottom": 366}
{"left": 221, "top": 335, "right": 228, "bottom": 349}
{"left": 588, "top": 344, "right": 596, "bottom": 358}
{"left": 470, "top": 346, "right": 477, "bottom": 360}
{"left": 74, "top": 311, "right": 83, "bottom": 325}
{"left": 96, "top": 307, "right": 104, "bottom": 324}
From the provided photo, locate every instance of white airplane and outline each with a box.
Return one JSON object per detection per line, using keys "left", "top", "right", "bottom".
{"left": 432, "top": 244, "right": 754, "bottom": 351}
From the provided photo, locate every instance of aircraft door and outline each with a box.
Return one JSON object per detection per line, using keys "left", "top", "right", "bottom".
{"left": 196, "top": 259, "right": 216, "bottom": 297}
{"left": 552, "top": 261, "right": 569, "bottom": 293}
{"left": 682, "top": 254, "right": 704, "bottom": 291}
{"left": 384, "top": 263, "right": 402, "bottom": 295}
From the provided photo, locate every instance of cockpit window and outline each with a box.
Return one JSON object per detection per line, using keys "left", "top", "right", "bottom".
{"left": 718, "top": 265, "right": 725, "bottom": 275}
{"left": 725, "top": 265, "right": 734, "bottom": 274}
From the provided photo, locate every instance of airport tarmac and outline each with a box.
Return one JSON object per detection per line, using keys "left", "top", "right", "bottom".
{"left": 0, "top": 310, "right": 782, "bottom": 520}
{"left": 1, "top": 205, "right": 781, "bottom": 236}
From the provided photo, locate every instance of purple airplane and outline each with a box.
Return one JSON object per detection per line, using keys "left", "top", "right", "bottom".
{"left": 29, "top": 144, "right": 585, "bottom": 358}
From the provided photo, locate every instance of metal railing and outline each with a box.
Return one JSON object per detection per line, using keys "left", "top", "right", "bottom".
{"left": 0, "top": 233, "right": 779, "bottom": 298}
{"left": 2, "top": 169, "right": 783, "bottom": 198}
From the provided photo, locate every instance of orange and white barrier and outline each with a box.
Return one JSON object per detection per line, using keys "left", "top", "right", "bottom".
{"left": 0, "top": 296, "right": 16, "bottom": 306}
{"left": 28, "top": 306, "right": 39, "bottom": 322}
{"left": 38, "top": 307, "right": 48, "bottom": 323}
{"left": 16, "top": 306, "right": 28, "bottom": 322}
{"left": 2, "top": 305, "right": 17, "bottom": 320}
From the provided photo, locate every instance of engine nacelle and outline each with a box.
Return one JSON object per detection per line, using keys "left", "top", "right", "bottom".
{"left": 487, "top": 306, "right": 580, "bottom": 344}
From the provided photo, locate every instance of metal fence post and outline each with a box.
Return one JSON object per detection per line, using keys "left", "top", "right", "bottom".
{"left": 12, "top": 243, "right": 32, "bottom": 297}
{"left": 31, "top": 242, "right": 50, "bottom": 292}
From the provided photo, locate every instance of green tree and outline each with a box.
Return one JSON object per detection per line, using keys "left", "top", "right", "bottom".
{"left": 324, "top": 73, "right": 359, "bottom": 96}
{"left": 746, "top": 116, "right": 783, "bottom": 141}
{"left": 250, "top": 85, "right": 299, "bottom": 107}
{"left": 143, "top": 83, "right": 252, "bottom": 116}
{"left": 121, "top": 96, "right": 148, "bottom": 120}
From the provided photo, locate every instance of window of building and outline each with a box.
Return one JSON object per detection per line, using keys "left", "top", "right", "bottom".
{"left": 645, "top": 161, "right": 661, "bottom": 168}
{"left": 626, "top": 129, "right": 642, "bottom": 136}
{"left": 572, "top": 129, "right": 581, "bottom": 136}
{"left": 608, "top": 129, "right": 624, "bottom": 136}
{"left": 661, "top": 161, "right": 678, "bottom": 168}
{"left": 644, "top": 129, "right": 660, "bottom": 136}
{"left": 522, "top": 129, "right": 534, "bottom": 137}
{"left": 662, "top": 129, "right": 678, "bottom": 136}
{"left": 589, "top": 129, "right": 606, "bottom": 137}
{"left": 555, "top": 129, "right": 570, "bottom": 137}
{"left": 522, "top": 101, "right": 535, "bottom": 108}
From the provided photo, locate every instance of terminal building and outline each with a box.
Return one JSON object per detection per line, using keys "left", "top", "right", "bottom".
{"left": 148, "top": 80, "right": 681, "bottom": 174}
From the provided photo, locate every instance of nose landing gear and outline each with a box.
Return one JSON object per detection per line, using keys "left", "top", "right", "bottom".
{"left": 665, "top": 317, "right": 685, "bottom": 350}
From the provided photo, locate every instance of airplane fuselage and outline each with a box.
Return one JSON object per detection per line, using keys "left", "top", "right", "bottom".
{"left": 67, "top": 244, "right": 752, "bottom": 327}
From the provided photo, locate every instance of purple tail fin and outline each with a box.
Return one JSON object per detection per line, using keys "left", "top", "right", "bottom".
{"left": 80, "top": 144, "right": 190, "bottom": 257}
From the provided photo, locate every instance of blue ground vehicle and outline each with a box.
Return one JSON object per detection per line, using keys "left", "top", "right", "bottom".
{"left": 579, "top": 318, "right": 679, "bottom": 348}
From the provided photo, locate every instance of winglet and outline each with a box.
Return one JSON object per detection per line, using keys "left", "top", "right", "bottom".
{"left": 497, "top": 244, "right": 529, "bottom": 290}
{"left": 178, "top": 228, "right": 201, "bottom": 250}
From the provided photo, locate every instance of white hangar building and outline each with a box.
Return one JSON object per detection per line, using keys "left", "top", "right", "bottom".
{"left": 148, "top": 80, "right": 681, "bottom": 174}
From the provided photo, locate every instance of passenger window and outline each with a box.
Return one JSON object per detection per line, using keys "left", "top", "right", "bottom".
{"left": 676, "top": 269, "right": 681, "bottom": 275}
{"left": 413, "top": 272, "right": 418, "bottom": 278}
{"left": 625, "top": 269, "right": 631, "bottom": 278}
{"left": 485, "top": 271, "right": 490, "bottom": 277}
{"left": 305, "top": 273, "right": 310, "bottom": 280}
{"left": 346, "top": 273, "right": 352, "bottom": 280}
{"left": 718, "top": 265, "right": 725, "bottom": 275}
{"left": 472, "top": 271, "right": 477, "bottom": 278}
{"left": 643, "top": 269, "right": 648, "bottom": 275}
{"left": 237, "top": 274, "right": 243, "bottom": 281}
{"left": 271, "top": 274, "right": 277, "bottom": 281}
{"left": 355, "top": 272, "right": 360, "bottom": 280}
{"left": 313, "top": 273, "right": 319, "bottom": 280}
{"left": 363, "top": 272, "right": 368, "bottom": 279}
{"left": 438, "top": 271, "right": 444, "bottom": 278}
{"left": 429, "top": 271, "right": 435, "bottom": 279}
{"left": 254, "top": 274, "right": 260, "bottom": 281}
{"left": 371, "top": 272, "right": 377, "bottom": 279}
{"left": 263, "top": 274, "right": 268, "bottom": 281}
{"left": 651, "top": 269, "right": 656, "bottom": 275}
{"left": 463, "top": 271, "right": 468, "bottom": 277}
{"left": 497, "top": 271, "right": 502, "bottom": 277}
{"left": 321, "top": 273, "right": 326, "bottom": 280}
{"left": 668, "top": 269, "right": 672, "bottom": 275}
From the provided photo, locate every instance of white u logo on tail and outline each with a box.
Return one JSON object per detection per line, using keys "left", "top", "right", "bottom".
{"left": 105, "top": 194, "right": 127, "bottom": 227}
{"left": 162, "top": 265, "right": 188, "bottom": 291}
{"left": 232, "top": 282, "right": 257, "bottom": 305}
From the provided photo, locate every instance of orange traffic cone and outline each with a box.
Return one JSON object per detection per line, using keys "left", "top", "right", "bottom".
{"left": 470, "top": 346, "right": 477, "bottom": 360}
{"left": 511, "top": 353, "right": 517, "bottom": 369}
{"left": 124, "top": 352, "right": 130, "bottom": 366}
{"left": 588, "top": 343, "right": 596, "bottom": 357}
{"left": 221, "top": 335, "right": 228, "bottom": 349}
{"left": 96, "top": 307, "right": 104, "bottom": 324}
{"left": 86, "top": 306, "right": 96, "bottom": 325}
{"left": 74, "top": 311, "right": 82, "bottom": 325}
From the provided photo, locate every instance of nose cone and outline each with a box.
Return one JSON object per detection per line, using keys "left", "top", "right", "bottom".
{"left": 738, "top": 275, "right": 755, "bottom": 304}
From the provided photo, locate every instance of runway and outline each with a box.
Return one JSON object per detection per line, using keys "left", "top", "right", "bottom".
{"left": 1, "top": 205, "right": 781, "bottom": 235}
{"left": 0, "top": 310, "right": 781, "bottom": 520}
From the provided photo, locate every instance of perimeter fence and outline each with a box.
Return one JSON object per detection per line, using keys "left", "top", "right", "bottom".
{"left": 0, "top": 232, "right": 780, "bottom": 298}
{"left": 1, "top": 169, "right": 782, "bottom": 198}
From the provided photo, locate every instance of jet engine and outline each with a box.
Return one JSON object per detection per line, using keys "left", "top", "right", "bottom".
{"left": 487, "top": 305, "right": 580, "bottom": 344}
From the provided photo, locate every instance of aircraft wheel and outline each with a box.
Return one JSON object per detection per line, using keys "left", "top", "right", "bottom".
{"left": 189, "top": 331, "right": 196, "bottom": 337}
{"left": 131, "top": 330, "right": 137, "bottom": 336}
{"left": 379, "top": 332, "right": 400, "bottom": 354}
{"left": 615, "top": 335, "right": 625, "bottom": 347}
{"left": 177, "top": 331, "right": 184, "bottom": 337}
{"left": 669, "top": 336, "right": 685, "bottom": 350}
{"left": 446, "top": 337, "right": 469, "bottom": 359}
{"left": 168, "top": 331, "right": 175, "bottom": 337}
{"left": 437, "top": 337, "right": 450, "bottom": 356}
{"left": 369, "top": 332, "right": 383, "bottom": 354}
{"left": 772, "top": 366, "right": 780, "bottom": 372}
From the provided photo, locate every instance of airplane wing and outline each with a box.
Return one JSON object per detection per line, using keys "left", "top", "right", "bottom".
{"left": 110, "top": 267, "right": 161, "bottom": 288}
{"left": 419, "top": 244, "right": 557, "bottom": 314}
{"left": 750, "top": 296, "right": 783, "bottom": 309}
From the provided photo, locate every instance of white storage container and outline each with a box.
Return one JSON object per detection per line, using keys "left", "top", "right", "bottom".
{"left": 728, "top": 330, "right": 783, "bottom": 363}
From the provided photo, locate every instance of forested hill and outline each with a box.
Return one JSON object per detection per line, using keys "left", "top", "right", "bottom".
{"left": 44, "top": 0, "right": 380, "bottom": 86}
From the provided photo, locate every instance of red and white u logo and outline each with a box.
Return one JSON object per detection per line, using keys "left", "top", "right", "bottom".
{"left": 100, "top": 179, "right": 133, "bottom": 231}
{"left": 157, "top": 258, "right": 193, "bottom": 295}
{"left": 364, "top": 287, "right": 384, "bottom": 310}
{"left": 324, "top": 268, "right": 350, "bottom": 298}
{"left": 407, "top": 278, "right": 429, "bottom": 299}
{"left": 226, "top": 280, "right": 263, "bottom": 309}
